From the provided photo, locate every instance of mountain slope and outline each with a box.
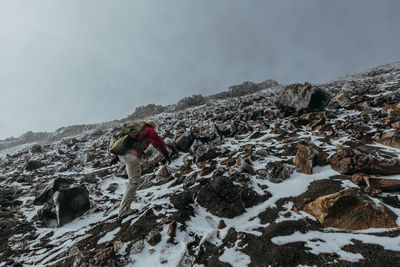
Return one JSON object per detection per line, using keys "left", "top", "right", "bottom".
{"left": 1, "top": 62, "right": 400, "bottom": 266}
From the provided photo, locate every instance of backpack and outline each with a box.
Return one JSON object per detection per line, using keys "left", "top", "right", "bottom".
{"left": 108, "top": 121, "right": 145, "bottom": 155}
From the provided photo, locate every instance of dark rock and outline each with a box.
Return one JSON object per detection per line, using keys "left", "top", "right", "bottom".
{"left": 276, "top": 82, "right": 331, "bottom": 116}
{"left": 175, "top": 131, "right": 195, "bottom": 152}
{"left": 193, "top": 145, "right": 220, "bottom": 163}
{"left": 25, "top": 160, "right": 45, "bottom": 171}
{"left": 35, "top": 178, "right": 90, "bottom": 227}
{"left": 146, "top": 230, "right": 162, "bottom": 246}
{"left": 30, "top": 144, "right": 43, "bottom": 153}
{"left": 266, "top": 161, "right": 294, "bottom": 183}
{"left": 330, "top": 146, "right": 400, "bottom": 175}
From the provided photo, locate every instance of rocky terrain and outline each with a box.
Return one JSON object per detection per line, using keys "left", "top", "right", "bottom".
{"left": 1, "top": 62, "right": 400, "bottom": 266}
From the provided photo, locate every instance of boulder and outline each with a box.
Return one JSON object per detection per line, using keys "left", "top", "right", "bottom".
{"left": 192, "top": 145, "right": 221, "bottom": 163}
{"left": 330, "top": 146, "right": 400, "bottom": 175}
{"left": 276, "top": 82, "right": 331, "bottom": 116}
{"left": 25, "top": 160, "right": 45, "bottom": 171}
{"left": 300, "top": 188, "right": 398, "bottom": 230}
{"left": 197, "top": 176, "right": 266, "bottom": 218}
{"left": 175, "top": 131, "right": 194, "bottom": 152}
{"left": 352, "top": 173, "right": 400, "bottom": 196}
{"left": 293, "top": 144, "right": 328, "bottom": 174}
{"left": 35, "top": 178, "right": 90, "bottom": 227}
{"left": 228, "top": 157, "right": 255, "bottom": 176}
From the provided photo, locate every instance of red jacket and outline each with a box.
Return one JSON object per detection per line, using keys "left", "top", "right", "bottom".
{"left": 128, "top": 126, "right": 169, "bottom": 158}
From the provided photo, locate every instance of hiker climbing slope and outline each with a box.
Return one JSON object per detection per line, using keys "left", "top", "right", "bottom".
{"left": 109, "top": 121, "right": 170, "bottom": 218}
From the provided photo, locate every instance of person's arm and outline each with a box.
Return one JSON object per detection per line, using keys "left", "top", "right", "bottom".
{"left": 146, "top": 127, "right": 170, "bottom": 158}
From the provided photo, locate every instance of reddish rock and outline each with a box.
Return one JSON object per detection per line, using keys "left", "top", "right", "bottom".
{"left": 330, "top": 146, "right": 400, "bottom": 175}
{"left": 300, "top": 188, "right": 398, "bottom": 230}
{"left": 375, "top": 131, "right": 400, "bottom": 149}
{"left": 352, "top": 173, "right": 400, "bottom": 196}
{"left": 293, "top": 144, "right": 328, "bottom": 174}
{"left": 168, "top": 221, "right": 177, "bottom": 237}
{"left": 217, "top": 220, "right": 226, "bottom": 229}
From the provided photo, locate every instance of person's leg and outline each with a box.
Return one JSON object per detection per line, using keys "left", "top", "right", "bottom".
{"left": 118, "top": 153, "right": 141, "bottom": 217}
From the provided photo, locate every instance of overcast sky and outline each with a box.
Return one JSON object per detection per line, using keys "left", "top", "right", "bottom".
{"left": 1, "top": 0, "right": 399, "bottom": 139}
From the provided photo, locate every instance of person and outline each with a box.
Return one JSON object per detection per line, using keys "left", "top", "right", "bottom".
{"left": 110, "top": 121, "right": 170, "bottom": 218}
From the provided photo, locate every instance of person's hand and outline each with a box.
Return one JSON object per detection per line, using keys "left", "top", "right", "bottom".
{"left": 110, "top": 156, "right": 119, "bottom": 166}
{"left": 161, "top": 155, "right": 171, "bottom": 165}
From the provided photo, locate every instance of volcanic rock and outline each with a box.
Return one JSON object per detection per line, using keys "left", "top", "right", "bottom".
{"left": 293, "top": 144, "right": 328, "bottom": 174}
{"left": 276, "top": 82, "right": 331, "bottom": 116}
{"left": 330, "top": 146, "right": 400, "bottom": 175}
{"left": 375, "top": 131, "right": 400, "bottom": 149}
{"left": 72, "top": 247, "right": 118, "bottom": 267}
{"left": 300, "top": 188, "right": 398, "bottom": 230}
{"left": 265, "top": 161, "right": 294, "bottom": 183}
{"left": 25, "top": 160, "right": 45, "bottom": 171}
{"left": 175, "top": 131, "right": 194, "bottom": 152}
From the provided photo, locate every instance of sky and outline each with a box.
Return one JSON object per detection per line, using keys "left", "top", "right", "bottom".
{"left": 0, "top": 0, "right": 399, "bottom": 140}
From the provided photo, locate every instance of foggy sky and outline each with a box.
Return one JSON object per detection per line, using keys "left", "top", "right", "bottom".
{"left": 1, "top": 0, "right": 400, "bottom": 139}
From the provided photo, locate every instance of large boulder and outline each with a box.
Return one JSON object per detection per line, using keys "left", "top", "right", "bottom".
{"left": 276, "top": 83, "right": 331, "bottom": 116}
{"left": 330, "top": 146, "right": 400, "bottom": 175}
{"left": 197, "top": 176, "right": 267, "bottom": 218}
{"left": 34, "top": 178, "right": 90, "bottom": 227}
{"left": 300, "top": 188, "right": 398, "bottom": 230}
{"left": 175, "top": 131, "right": 195, "bottom": 152}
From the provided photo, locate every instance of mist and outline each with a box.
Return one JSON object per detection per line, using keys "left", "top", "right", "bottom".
{"left": 1, "top": 0, "right": 399, "bottom": 139}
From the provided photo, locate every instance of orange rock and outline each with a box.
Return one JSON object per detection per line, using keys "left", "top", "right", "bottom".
{"left": 300, "top": 188, "right": 398, "bottom": 230}
{"left": 217, "top": 220, "right": 226, "bottom": 229}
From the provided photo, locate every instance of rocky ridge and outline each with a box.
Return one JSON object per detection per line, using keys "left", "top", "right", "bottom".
{"left": 1, "top": 62, "right": 400, "bottom": 266}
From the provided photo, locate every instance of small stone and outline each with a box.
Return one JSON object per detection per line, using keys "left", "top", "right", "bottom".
{"left": 146, "top": 230, "right": 161, "bottom": 246}
{"left": 130, "top": 240, "right": 145, "bottom": 254}
{"left": 217, "top": 220, "right": 226, "bottom": 229}
{"left": 168, "top": 221, "right": 177, "bottom": 237}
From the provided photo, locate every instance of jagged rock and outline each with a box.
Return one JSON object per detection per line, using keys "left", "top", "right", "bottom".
{"left": 35, "top": 178, "right": 90, "bottom": 227}
{"left": 218, "top": 220, "right": 226, "bottom": 229}
{"left": 300, "top": 188, "right": 398, "bottom": 230}
{"left": 375, "top": 131, "right": 400, "bottom": 149}
{"left": 192, "top": 145, "right": 220, "bottom": 163}
{"left": 168, "top": 221, "right": 177, "bottom": 237}
{"left": 265, "top": 161, "right": 294, "bottom": 183}
{"left": 72, "top": 247, "right": 117, "bottom": 267}
{"left": 228, "top": 157, "right": 255, "bottom": 175}
{"left": 276, "top": 82, "right": 331, "bottom": 115}
{"left": 175, "top": 131, "right": 194, "bottom": 152}
{"left": 30, "top": 144, "right": 43, "bottom": 153}
{"left": 146, "top": 230, "right": 162, "bottom": 246}
{"left": 352, "top": 173, "right": 400, "bottom": 196}
{"left": 25, "top": 160, "right": 45, "bottom": 171}
{"left": 156, "top": 165, "right": 172, "bottom": 185}
{"left": 332, "top": 91, "right": 351, "bottom": 103}
{"left": 293, "top": 144, "right": 328, "bottom": 174}
{"left": 330, "top": 146, "right": 400, "bottom": 175}
{"left": 197, "top": 176, "right": 266, "bottom": 218}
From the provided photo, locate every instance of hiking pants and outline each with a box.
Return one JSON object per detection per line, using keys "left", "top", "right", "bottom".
{"left": 118, "top": 153, "right": 141, "bottom": 217}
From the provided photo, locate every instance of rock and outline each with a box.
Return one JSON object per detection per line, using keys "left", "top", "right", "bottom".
{"left": 35, "top": 178, "right": 90, "bottom": 227}
{"left": 332, "top": 91, "right": 350, "bottom": 103}
{"left": 25, "top": 160, "right": 45, "bottom": 171}
{"left": 300, "top": 188, "right": 398, "bottom": 230}
{"left": 276, "top": 82, "right": 331, "bottom": 116}
{"left": 352, "top": 173, "right": 400, "bottom": 196}
{"left": 30, "top": 144, "right": 43, "bottom": 153}
{"left": 168, "top": 221, "right": 177, "bottom": 237}
{"left": 330, "top": 146, "right": 400, "bottom": 175}
{"left": 375, "top": 131, "right": 400, "bottom": 149}
{"left": 72, "top": 247, "right": 117, "bottom": 267}
{"left": 193, "top": 145, "right": 221, "bottom": 163}
{"left": 293, "top": 144, "right": 328, "bottom": 174}
{"left": 156, "top": 165, "right": 172, "bottom": 185}
{"left": 146, "top": 230, "right": 162, "bottom": 246}
{"left": 228, "top": 157, "right": 255, "bottom": 175}
{"left": 130, "top": 240, "right": 145, "bottom": 254}
{"left": 218, "top": 220, "right": 226, "bottom": 229}
{"left": 265, "top": 161, "right": 294, "bottom": 183}
{"left": 175, "top": 132, "right": 194, "bottom": 152}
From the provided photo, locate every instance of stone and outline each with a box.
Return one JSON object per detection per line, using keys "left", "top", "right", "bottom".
{"left": 293, "top": 144, "right": 328, "bottom": 174}
{"left": 130, "top": 240, "right": 145, "bottom": 254}
{"left": 375, "top": 131, "right": 400, "bottom": 149}
{"left": 168, "top": 221, "right": 177, "bottom": 237}
{"left": 25, "top": 160, "right": 45, "bottom": 171}
{"left": 352, "top": 173, "right": 400, "bottom": 196}
{"left": 228, "top": 157, "right": 255, "bottom": 175}
{"left": 300, "top": 188, "right": 398, "bottom": 230}
{"left": 72, "top": 247, "right": 117, "bottom": 267}
{"left": 146, "top": 230, "right": 162, "bottom": 246}
{"left": 156, "top": 165, "right": 172, "bottom": 185}
{"left": 193, "top": 145, "right": 220, "bottom": 163}
{"left": 175, "top": 132, "right": 194, "bottom": 152}
{"left": 34, "top": 178, "right": 90, "bottom": 227}
{"left": 265, "top": 161, "right": 294, "bottom": 183}
{"left": 30, "top": 144, "right": 43, "bottom": 153}
{"left": 276, "top": 82, "right": 331, "bottom": 116}
{"left": 217, "top": 220, "right": 226, "bottom": 229}
{"left": 330, "top": 146, "right": 400, "bottom": 175}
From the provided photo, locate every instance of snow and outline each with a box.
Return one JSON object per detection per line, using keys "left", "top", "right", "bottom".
{"left": 97, "top": 227, "right": 121, "bottom": 244}
{"left": 219, "top": 240, "right": 251, "bottom": 267}
{"left": 272, "top": 230, "right": 400, "bottom": 262}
